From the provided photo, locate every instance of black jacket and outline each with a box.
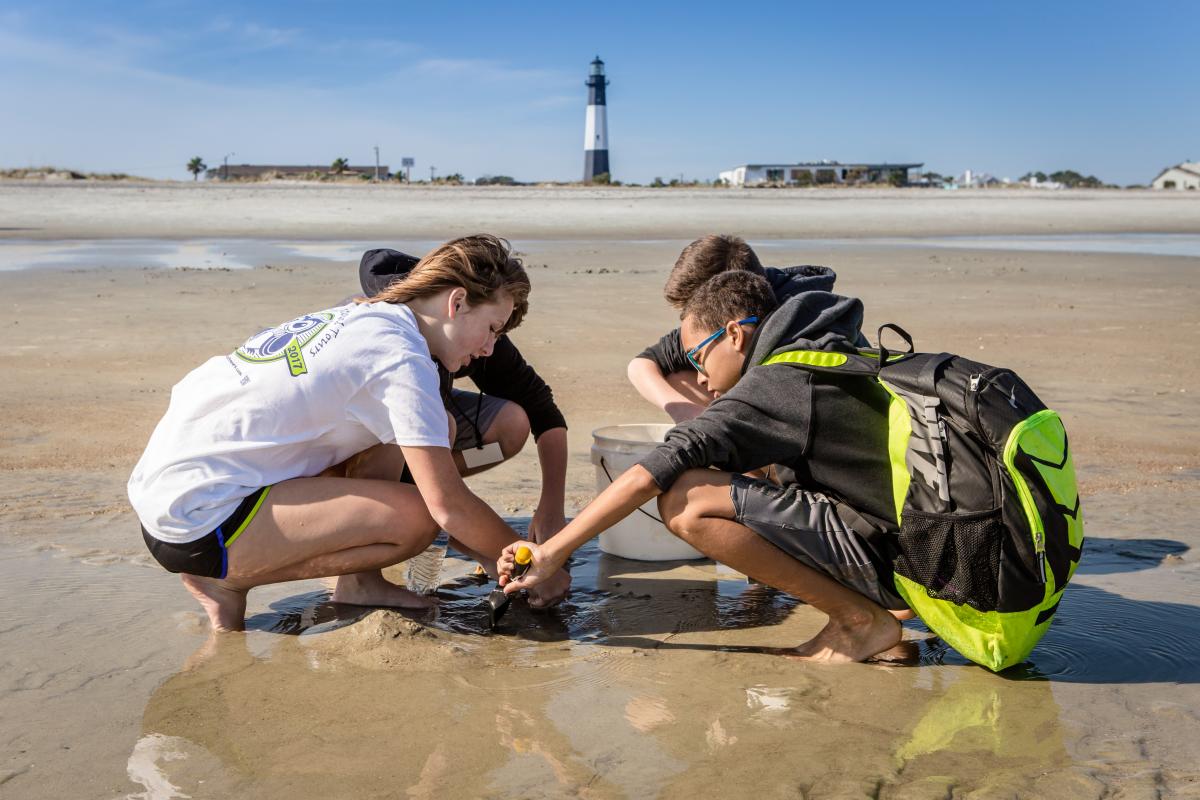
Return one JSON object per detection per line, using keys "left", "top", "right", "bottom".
{"left": 359, "top": 248, "right": 567, "bottom": 438}
{"left": 636, "top": 265, "right": 863, "bottom": 374}
{"left": 637, "top": 289, "right": 899, "bottom": 568}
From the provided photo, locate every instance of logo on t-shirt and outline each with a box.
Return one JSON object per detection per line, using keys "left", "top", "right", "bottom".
{"left": 235, "top": 312, "right": 335, "bottom": 377}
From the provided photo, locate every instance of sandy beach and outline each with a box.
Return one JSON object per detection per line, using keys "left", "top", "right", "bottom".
{"left": 1, "top": 183, "right": 1198, "bottom": 798}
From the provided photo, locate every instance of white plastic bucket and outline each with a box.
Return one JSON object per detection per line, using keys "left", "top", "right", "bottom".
{"left": 590, "top": 424, "right": 704, "bottom": 561}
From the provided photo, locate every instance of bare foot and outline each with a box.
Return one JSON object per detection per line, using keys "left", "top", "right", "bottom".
{"left": 784, "top": 607, "right": 902, "bottom": 663}
{"left": 180, "top": 574, "right": 248, "bottom": 632}
{"left": 332, "top": 570, "right": 438, "bottom": 610}
{"left": 867, "top": 640, "right": 922, "bottom": 665}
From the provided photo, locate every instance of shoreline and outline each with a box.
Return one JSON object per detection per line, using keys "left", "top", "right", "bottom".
{"left": 3, "top": 183, "right": 1198, "bottom": 242}
{"left": 5, "top": 232, "right": 1200, "bottom": 274}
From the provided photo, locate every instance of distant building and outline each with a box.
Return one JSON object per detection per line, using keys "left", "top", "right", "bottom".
{"left": 1151, "top": 163, "right": 1200, "bottom": 190}
{"left": 205, "top": 164, "right": 390, "bottom": 180}
{"left": 1027, "top": 175, "right": 1065, "bottom": 190}
{"left": 719, "top": 161, "right": 922, "bottom": 187}
{"left": 958, "top": 169, "right": 1003, "bottom": 188}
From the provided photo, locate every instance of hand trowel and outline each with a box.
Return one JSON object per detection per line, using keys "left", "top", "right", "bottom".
{"left": 486, "top": 544, "right": 532, "bottom": 629}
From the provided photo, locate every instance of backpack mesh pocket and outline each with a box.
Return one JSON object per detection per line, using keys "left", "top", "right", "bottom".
{"left": 895, "top": 508, "right": 1004, "bottom": 611}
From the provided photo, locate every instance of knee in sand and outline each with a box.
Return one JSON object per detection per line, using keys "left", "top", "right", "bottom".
{"left": 491, "top": 401, "right": 531, "bottom": 459}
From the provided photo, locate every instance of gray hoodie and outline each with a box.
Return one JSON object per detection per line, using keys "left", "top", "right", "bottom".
{"left": 636, "top": 265, "right": 863, "bottom": 374}
{"left": 637, "top": 290, "right": 899, "bottom": 562}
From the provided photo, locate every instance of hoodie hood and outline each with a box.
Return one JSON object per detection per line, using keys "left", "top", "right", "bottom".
{"left": 764, "top": 265, "right": 839, "bottom": 301}
{"left": 746, "top": 290, "right": 866, "bottom": 370}
{"left": 359, "top": 248, "right": 420, "bottom": 296}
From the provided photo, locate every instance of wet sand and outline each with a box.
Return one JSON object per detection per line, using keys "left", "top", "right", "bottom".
{"left": 1, "top": 184, "right": 1199, "bottom": 798}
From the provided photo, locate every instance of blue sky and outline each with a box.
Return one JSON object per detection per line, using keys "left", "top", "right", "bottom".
{"left": 1, "top": 1, "right": 1196, "bottom": 185}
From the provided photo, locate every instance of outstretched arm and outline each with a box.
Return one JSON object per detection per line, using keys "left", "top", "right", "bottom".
{"left": 404, "top": 445, "right": 571, "bottom": 605}
{"left": 501, "top": 464, "right": 660, "bottom": 593}
{"left": 403, "top": 445, "right": 519, "bottom": 574}
{"left": 528, "top": 426, "right": 568, "bottom": 543}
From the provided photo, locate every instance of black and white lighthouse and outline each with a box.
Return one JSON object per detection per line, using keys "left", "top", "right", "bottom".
{"left": 583, "top": 56, "right": 610, "bottom": 182}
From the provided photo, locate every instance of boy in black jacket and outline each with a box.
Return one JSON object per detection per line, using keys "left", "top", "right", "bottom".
{"left": 360, "top": 247, "right": 568, "bottom": 543}
{"left": 502, "top": 270, "right": 911, "bottom": 662}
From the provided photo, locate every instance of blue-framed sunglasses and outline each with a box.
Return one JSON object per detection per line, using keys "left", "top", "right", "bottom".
{"left": 685, "top": 316, "right": 758, "bottom": 375}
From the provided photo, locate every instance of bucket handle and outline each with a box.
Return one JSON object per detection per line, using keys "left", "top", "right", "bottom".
{"left": 599, "top": 457, "right": 666, "bottom": 524}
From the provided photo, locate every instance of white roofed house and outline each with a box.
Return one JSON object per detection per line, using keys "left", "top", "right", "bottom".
{"left": 1151, "top": 163, "right": 1200, "bottom": 190}
{"left": 719, "top": 161, "right": 923, "bottom": 187}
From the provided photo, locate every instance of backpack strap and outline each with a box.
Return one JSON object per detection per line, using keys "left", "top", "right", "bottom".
{"left": 876, "top": 323, "right": 914, "bottom": 366}
{"left": 914, "top": 352, "right": 953, "bottom": 395}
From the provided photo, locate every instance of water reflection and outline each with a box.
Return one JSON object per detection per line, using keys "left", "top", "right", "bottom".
{"left": 137, "top": 629, "right": 1088, "bottom": 798}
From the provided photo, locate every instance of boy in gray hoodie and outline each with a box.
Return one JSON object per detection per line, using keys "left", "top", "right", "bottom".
{"left": 502, "top": 270, "right": 910, "bottom": 663}
{"left": 628, "top": 234, "right": 858, "bottom": 422}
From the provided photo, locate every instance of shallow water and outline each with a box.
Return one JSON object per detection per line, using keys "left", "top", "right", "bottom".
{"left": 3, "top": 508, "right": 1200, "bottom": 798}
{"left": 2, "top": 232, "right": 1199, "bottom": 272}
{"left": 0, "top": 238, "right": 445, "bottom": 271}
{"left": 250, "top": 527, "right": 1200, "bottom": 686}
{"left": 756, "top": 233, "right": 1200, "bottom": 259}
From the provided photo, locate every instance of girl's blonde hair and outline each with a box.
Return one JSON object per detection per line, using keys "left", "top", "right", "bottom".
{"left": 364, "top": 234, "right": 530, "bottom": 332}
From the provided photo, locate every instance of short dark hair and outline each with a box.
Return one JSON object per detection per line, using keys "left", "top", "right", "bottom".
{"left": 663, "top": 234, "right": 764, "bottom": 309}
{"left": 683, "top": 271, "right": 778, "bottom": 331}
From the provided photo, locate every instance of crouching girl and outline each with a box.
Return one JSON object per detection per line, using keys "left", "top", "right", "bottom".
{"left": 128, "top": 234, "right": 569, "bottom": 631}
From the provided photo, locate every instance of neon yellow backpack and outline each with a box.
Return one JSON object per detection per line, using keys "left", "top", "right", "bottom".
{"left": 763, "top": 325, "right": 1084, "bottom": 671}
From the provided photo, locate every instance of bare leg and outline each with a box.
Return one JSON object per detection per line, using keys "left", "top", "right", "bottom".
{"left": 323, "top": 441, "right": 441, "bottom": 606}
{"left": 658, "top": 470, "right": 901, "bottom": 663}
{"left": 182, "top": 475, "right": 440, "bottom": 632}
{"left": 333, "top": 416, "right": 526, "bottom": 583}
{"left": 332, "top": 403, "right": 531, "bottom": 586}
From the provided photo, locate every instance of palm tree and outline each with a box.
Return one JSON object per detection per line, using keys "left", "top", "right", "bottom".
{"left": 186, "top": 157, "right": 207, "bottom": 181}
{"left": 331, "top": 157, "right": 349, "bottom": 175}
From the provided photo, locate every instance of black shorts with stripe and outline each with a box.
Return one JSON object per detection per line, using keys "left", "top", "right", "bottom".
{"left": 141, "top": 486, "right": 271, "bottom": 579}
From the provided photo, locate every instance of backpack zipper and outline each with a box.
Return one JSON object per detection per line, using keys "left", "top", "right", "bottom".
{"left": 973, "top": 370, "right": 1047, "bottom": 583}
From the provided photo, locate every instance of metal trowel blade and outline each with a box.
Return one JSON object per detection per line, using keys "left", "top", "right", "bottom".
{"left": 486, "top": 588, "right": 512, "bottom": 629}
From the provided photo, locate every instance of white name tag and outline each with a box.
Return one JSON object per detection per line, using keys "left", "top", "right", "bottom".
{"left": 461, "top": 441, "right": 504, "bottom": 469}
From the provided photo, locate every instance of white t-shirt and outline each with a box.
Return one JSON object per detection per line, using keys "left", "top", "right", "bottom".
{"left": 128, "top": 302, "right": 450, "bottom": 543}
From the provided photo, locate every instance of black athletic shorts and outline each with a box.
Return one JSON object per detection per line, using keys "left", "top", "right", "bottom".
{"left": 141, "top": 486, "right": 272, "bottom": 579}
